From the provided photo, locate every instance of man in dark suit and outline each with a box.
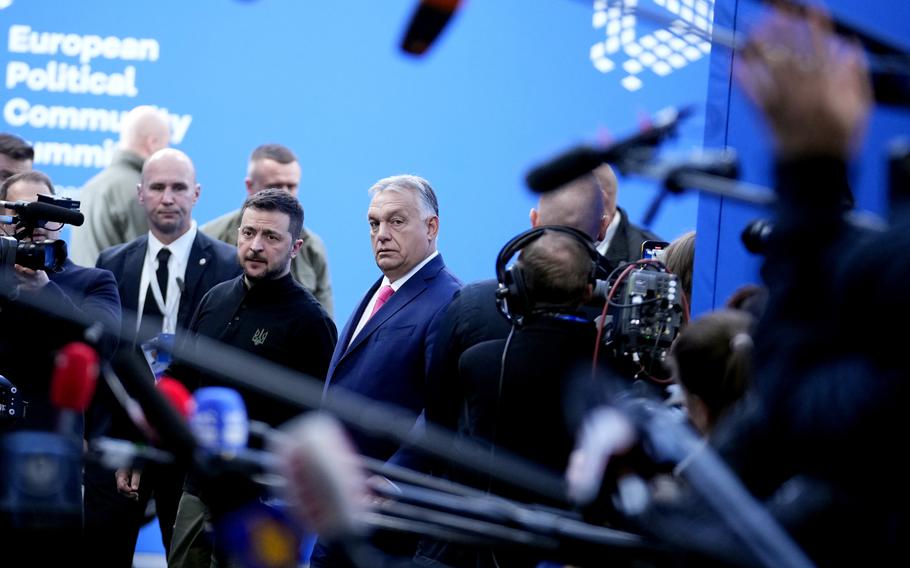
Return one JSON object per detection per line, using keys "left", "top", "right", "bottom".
{"left": 314, "top": 174, "right": 460, "bottom": 567}
{"left": 86, "top": 148, "right": 241, "bottom": 566}
{"left": 323, "top": 174, "right": 461, "bottom": 460}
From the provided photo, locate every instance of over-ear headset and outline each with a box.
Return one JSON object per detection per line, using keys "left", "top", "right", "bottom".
{"left": 494, "top": 225, "right": 603, "bottom": 326}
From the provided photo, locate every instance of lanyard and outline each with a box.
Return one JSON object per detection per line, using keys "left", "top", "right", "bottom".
{"left": 139, "top": 252, "right": 183, "bottom": 334}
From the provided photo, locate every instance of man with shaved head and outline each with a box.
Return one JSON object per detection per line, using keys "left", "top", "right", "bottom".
{"left": 87, "top": 148, "right": 240, "bottom": 567}
{"left": 70, "top": 105, "right": 172, "bottom": 266}
{"left": 202, "top": 143, "right": 334, "bottom": 316}
{"left": 530, "top": 172, "right": 608, "bottom": 241}
{"left": 592, "top": 164, "right": 661, "bottom": 266}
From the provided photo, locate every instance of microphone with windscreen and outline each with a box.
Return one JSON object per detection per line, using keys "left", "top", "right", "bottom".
{"left": 191, "top": 386, "right": 250, "bottom": 455}
{"left": 0, "top": 342, "right": 99, "bottom": 531}
{"left": 51, "top": 342, "right": 99, "bottom": 438}
{"left": 400, "top": 0, "right": 462, "bottom": 56}
{"left": 157, "top": 376, "right": 195, "bottom": 421}
{"left": 275, "top": 412, "right": 369, "bottom": 539}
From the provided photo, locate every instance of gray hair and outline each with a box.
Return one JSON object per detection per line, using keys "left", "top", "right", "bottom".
{"left": 368, "top": 174, "right": 439, "bottom": 219}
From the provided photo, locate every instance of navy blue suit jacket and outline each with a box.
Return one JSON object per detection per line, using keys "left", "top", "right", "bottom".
{"left": 97, "top": 230, "right": 241, "bottom": 338}
{"left": 47, "top": 259, "right": 122, "bottom": 352}
{"left": 324, "top": 254, "right": 461, "bottom": 461}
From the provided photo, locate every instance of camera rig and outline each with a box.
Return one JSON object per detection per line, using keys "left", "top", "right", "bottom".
{"left": 596, "top": 259, "right": 688, "bottom": 382}
{"left": 0, "top": 195, "right": 82, "bottom": 275}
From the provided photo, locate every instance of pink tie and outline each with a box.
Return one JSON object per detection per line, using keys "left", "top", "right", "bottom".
{"left": 369, "top": 285, "right": 395, "bottom": 319}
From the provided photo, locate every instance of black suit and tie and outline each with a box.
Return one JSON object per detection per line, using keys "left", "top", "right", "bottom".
{"left": 98, "top": 232, "right": 241, "bottom": 340}
{"left": 141, "top": 247, "right": 172, "bottom": 325}
{"left": 84, "top": 230, "right": 241, "bottom": 567}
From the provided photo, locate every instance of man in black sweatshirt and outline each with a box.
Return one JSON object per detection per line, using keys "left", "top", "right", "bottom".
{"left": 168, "top": 188, "right": 337, "bottom": 568}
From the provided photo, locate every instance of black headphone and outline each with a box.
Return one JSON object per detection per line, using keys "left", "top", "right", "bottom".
{"left": 494, "top": 225, "right": 603, "bottom": 326}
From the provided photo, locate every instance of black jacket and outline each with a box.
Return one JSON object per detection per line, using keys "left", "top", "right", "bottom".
{"left": 97, "top": 230, "right": 241, "bottom": 340}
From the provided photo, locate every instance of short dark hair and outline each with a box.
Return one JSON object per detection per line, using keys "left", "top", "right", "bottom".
{"left": 518, "top": 231, "right": 592, "bottom": 307}
{"left": 0, "top": 133, "right": 34, "bottom": 162}
{"left": 250, "top": 143, "right": 297, "bottom": 165}
{"left": 241, "top": 188, "right": 303, "bottom": 238}
{"left": 0, "top": 170, "right": 54, "bottom": 201}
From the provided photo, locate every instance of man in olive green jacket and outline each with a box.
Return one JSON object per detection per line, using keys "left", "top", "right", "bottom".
{"left": 70, "top": 105, "right": 171, "bottom": 266}
{"left": 200, "top": 143, "right": 333, "bottom": 317}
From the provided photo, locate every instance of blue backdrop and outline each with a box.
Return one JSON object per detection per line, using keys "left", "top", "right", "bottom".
{"left": 694, "top": 0, "right": 910, "bottom": 314}
{"left": 2, "top": 0, "right": 713, "bottom": 321}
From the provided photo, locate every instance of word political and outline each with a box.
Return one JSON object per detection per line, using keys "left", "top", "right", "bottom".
{"left": 6, "top": 25, "right": 160, "bottom": 97}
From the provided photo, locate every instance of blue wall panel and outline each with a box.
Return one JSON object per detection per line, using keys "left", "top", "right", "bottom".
{"left": 693, "top": 0, "right": 910, "bottom": 316}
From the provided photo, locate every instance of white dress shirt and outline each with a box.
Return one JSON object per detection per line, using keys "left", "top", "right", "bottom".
{"left": 596, "top": 209, "right": 623, "bottom": 256}
{"left": 137, "top": 221, "right": 198, "bottom": 334}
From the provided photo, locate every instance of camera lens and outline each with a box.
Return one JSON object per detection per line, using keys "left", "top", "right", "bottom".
{"left": 14, "top": 240, "right": 67, "bottom": 271}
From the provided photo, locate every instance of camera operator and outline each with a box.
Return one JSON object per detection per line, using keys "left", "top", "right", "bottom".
{"left": 0, "top": 172, "right": 119, "bottom": 564}
{"left": 0, "top": 170, "right": 121, "bottom": 432}
{"left": 425, "top": 173, "right": 607, "bottom": 438}
{"left": 418, "top": 229, "right": 606, "bottom": 568}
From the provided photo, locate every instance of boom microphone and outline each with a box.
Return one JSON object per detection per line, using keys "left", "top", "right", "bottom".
{"left": 576, "top": 398, "right": 815, "bottom": 568}
{"left": 400, "top": 0, "right": 462, "bottom": 56}
{"left": 525, "top": 106, "right": 694, "bottom": 193}
{"left": 0, "top": 200, "right": 85, "bottom": 227}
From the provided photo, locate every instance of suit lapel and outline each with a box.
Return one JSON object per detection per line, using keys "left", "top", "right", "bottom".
{"left": 336, "top": 279, "right": 380, "bottom": 353}
{"left": 324, "top": 280, "right": 379, "bottom": 391}
{"left": 121, "top": 236, "right": 147, "bottom": 312}
{"left": 325, "top": 256, "right": 446, "bottom": 392}
{"left": 604, "top": 211, "right": 631, "bottom": 268}
{"left": 343, "top": 275, "right": 427, "bottom": 356}
{"left": 341, "top": 256, "right": 444, "bottom": 358}
{"left": 179, "top": 233, "right": 211, "bottom": 327}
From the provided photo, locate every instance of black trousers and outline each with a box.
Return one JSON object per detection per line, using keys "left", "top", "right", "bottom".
{"left": 83, "top": 460, "right": 185, "bottom": 566}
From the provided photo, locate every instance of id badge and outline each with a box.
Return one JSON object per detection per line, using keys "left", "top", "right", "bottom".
{"left": 140, "top": 332, "right": 176, "bottom": 380}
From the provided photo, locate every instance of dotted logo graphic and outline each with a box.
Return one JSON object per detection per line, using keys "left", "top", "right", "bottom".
{"left": 590, "top": 0, "right": 714, "bottom": 92}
